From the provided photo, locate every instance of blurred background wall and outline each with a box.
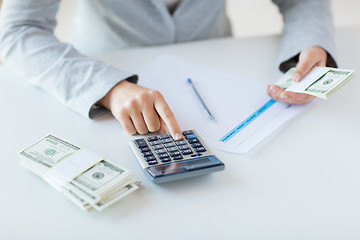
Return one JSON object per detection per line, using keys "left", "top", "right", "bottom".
{"left": 54, "top": 0, "right": 360, "bottom": 42}
{"left": 0, "top": 0, "right": 359, "bottom": 42}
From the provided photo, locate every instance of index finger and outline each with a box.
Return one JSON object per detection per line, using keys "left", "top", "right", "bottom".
{"left": 153, "top": 91, "right": 182, "bottom": 140}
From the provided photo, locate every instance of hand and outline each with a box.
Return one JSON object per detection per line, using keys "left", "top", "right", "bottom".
{"left": 99, "top": 80, "right": 182, "bottom": 140}
{"left": 266, "top": 46, "right": 327, "bottom": 104}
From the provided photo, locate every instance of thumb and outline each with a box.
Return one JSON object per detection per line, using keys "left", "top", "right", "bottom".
{"left": 292, "top": 46, "right": 327, "bottom": 82}
{"left": 292, "top": 58, "right": 316, "bottom": 82}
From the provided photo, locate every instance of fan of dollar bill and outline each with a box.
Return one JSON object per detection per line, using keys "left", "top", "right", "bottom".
{"left": 275, "top": 67, "right": 355, "bottom": 99}
{"left": 18, "top": 135, "right": 141, "bottom": 212}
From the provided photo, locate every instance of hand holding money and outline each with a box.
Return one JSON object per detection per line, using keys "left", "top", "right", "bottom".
{"left": 18, "top": 135, "right": 141, "bottom": 212}
{"left": 273, "top": 67, "right": 355, "bottom": 100}
{"left": 267, "top": 46, "right": 328, "bottom": 104}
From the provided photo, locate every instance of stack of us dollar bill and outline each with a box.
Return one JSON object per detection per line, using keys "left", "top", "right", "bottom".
{"left": 18, "top": 135, "right": 140, "bottom": 212}
{"left": 275, "top": 67, "right": 355, "bottom": 99}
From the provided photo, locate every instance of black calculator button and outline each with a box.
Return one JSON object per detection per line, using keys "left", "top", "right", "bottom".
{"left": 161, "top": 157, "right": 171, "bottom": 163}
{"left": 142, "top": 151, "right": 153, "bottom": 157}
{"left": 167, "top": 146, "right": 178, "bottom": 152}
{"left": 169, "top": 151, "right": 181, "bottom": 157}
{"left": 173, "top": 155, "right": 183, "bottom": 160}
{"left": 191, "top": 153, "right": 202, "bottom": 157}
{"left": 185, "top": 134, "right": 197, "bottom": 140}
{"left": 158, "top": 153, "right": 170, "bottom": 159}
{"left": 161, "top": 138, "right": 173, "bottom": 144}
{"left": 147, "top": 160, "right": 158, "bottom": 165}
{"left": 164, "top": 142, "right": 175, "bottom": 148}
{"left": 175, "top": 140, "right": 187, "bottom": 146}
{"left": 159, "top": 134, "right": 170, "bottom": 139}
{"left": 152, "top": 145, "right": 164, "bottom": 150}
{"left": 178, "top": 145, "right": 190, "bottom": 150}
{"left": 144, "top": 155, "right": 156, "bottom": 161}
{"left": 187, "top": 138, "right": 199, "bottom": 144}
{"left": 194, "top": 147, "right": 206, "bottom": 152}
{"left": 147, "top": 136, "right": 158, "bottom": 142}
{"left": 149, "top": 140, "right": 161, "bottom": 146}
{"left": 139, "top": 146, "right": 150, "bottom": 153}
{"left": 135, "top": 139, "right": 148, "bottom": 148}
{"left": 182, "top": 130, "right": 193, "bottom": 135}
{"left": 181, "top": 149, "right": 193, "bottom": 155}
{"left": 191, "top": 143, "right": 203, "bottom": 148}
{"left": 155, "top": 149, "right": 167, "bottom": 154}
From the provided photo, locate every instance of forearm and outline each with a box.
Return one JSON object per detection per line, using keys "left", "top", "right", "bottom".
{"left": 272, "top": 0, "right": 337, "bottom": 72}
{"left": 0, "top": 0, "right": 137, "bottom": 118}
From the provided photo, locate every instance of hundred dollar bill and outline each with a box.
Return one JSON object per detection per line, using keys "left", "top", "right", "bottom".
{"left": 274, "top": 68, "right": 295, "bottom": 90}
{"left": 66, "top": 159, "right": 134, "bottom": 204}
{"left": 19, "top": 134, "right": 140, "bottom": 212}
{"left": 275, "top": 67, "right": 355, "bottom": 99}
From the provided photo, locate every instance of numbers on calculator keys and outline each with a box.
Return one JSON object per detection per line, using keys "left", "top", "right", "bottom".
{"left": 133, "top": 130, "right": 207, "bottom": 165}
{"left": 130, "top": 129, "right": 225, "bottom": 183}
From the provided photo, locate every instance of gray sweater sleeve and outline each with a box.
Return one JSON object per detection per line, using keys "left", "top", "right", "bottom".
{"left": 0, "top": 0, "right": 137, "bottom": 118}
{"left": 272, "top": 0, "right": 337, "bottom": 72}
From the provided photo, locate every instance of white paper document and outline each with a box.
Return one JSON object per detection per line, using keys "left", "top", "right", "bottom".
{"left": 136, "top": 55, "right": 307, "bottom": 153}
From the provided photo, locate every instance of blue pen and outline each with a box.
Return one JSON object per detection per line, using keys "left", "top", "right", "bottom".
{"left": 187, "top": 78, "right": 214, "bottom": 121}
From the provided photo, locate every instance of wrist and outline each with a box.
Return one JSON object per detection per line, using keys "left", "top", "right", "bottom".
{"left": 99, "top": 80, "right": 129, "bottom": 109}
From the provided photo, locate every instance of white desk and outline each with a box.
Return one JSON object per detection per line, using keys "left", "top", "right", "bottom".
{"left": 1, "top": 26, "right": 360, "bottom": 240}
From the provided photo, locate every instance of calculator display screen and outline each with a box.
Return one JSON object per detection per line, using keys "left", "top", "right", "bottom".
{"left": 146, "top": 156, "right": 222, "bottom": 177}
{"left": 156, "top": 158, "right": 209, "bottom": 174}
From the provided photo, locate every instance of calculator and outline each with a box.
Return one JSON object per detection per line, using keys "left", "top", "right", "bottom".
{"left": 129, "top": 130, "right": 225, "bottom": 183}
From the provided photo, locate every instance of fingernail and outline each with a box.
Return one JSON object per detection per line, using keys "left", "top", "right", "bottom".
{"left": 270, "top": 86, "right": 277, "bottom": 94}
{"left": 293, "top": 73, "right": 301, "bottom": 82}
{"left": 175, "top": 133, "right": 182, "bottom": 140}
{"left": 280, "top": 92, "right": 288, "bottom": 99}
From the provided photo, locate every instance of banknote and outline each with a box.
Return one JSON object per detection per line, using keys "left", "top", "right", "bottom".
{"left": 304, "top": 69, "right": 354, "bottom": 98}
{"left": 274, "top": 68, "right": 294, "bottom": 90}
{"left": 19, "top": 134, "right": 140, "bottom": 212}
{"left": 275, "top": 67, "right": 355, "bottom": 99}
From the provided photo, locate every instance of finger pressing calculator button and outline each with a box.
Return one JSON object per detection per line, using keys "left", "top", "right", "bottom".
{"left": 185, "top": 134, "right": 197, "bottom": 140}
{"left": 147, "top": 136, "right": 158, "bottom": 142}
{"left": 181, "top": 149, "right": 193, "bottom": 155}
{"left": 194, "top": 147, "right": 206, "bottom": 152}
{"left": 187, "top": 138, "right": 199, "bottom": 144}
{"left": 164, "top": 142, "right": 175, "bottom": 148}
{"left": 175, "top": 140, "right": 187, "bottom": 146}
{"left": 142, "top": 151, "right": 153, "bottom": 157}
{"left": 173, "top": 155, "right": 183, "bottom": 160}
{"left": 182, "top": 130, "right": 193, "bottom": 135}
{"left": 147, "top": 160, "right": 158, "bottom": 165}
{"left": 144, "top": 155, "right": 156, "bottom": 161}
{"left": 191, "top": 143, "right": 202, "bottom": 148}
{"left": 159, "top": 134, "right": 170, "bottom": 139}
{"left": 135, "top": 139, "right": 148, "bottom": 148}
{"left": 178, "top": 145, "right": 190, "bottom": 150}
{"left": 155, "top": 149, "right": 167, "bottom": 154}
{"left": 152, "top": 145, "right": 164, "bottom": 150}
